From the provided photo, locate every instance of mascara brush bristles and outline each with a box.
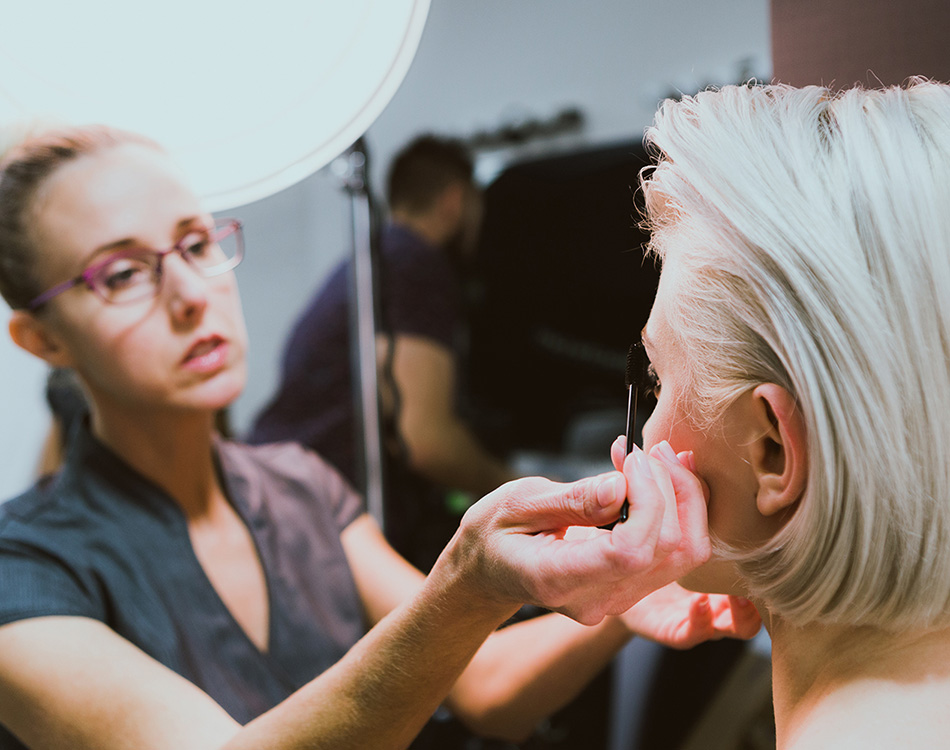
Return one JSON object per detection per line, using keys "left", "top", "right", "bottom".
{"left": 625, "top": 342, "right": 638, "bottom": 388}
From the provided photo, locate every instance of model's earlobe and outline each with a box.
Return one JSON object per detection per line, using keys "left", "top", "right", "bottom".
{"left": 8, "top": 310, "right": 75, "bottom": 368}
{"left": 749, "top": 383, "right": 808, "bottom": 518}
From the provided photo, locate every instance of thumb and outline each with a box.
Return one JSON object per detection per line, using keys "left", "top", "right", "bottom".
{"left": 478, "top": 472, "right": 627, "bottom": 532}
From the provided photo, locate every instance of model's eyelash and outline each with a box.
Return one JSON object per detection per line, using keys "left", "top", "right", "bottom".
{"left": 644, "top": 363, "right": 661, "bottom": 397}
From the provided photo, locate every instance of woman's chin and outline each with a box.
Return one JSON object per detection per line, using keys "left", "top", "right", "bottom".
{"left": 204, "top": 365, "right": 247, "bottom": 408}
{"left": 677, "top": 558, "right": 746, "bottom": 596}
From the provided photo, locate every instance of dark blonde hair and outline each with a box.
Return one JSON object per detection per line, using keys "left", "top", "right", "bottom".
{"left": 0, "top": 125, "right": 159, "bottom": 310}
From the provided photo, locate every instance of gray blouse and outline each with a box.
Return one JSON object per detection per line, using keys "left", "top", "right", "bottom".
{"left": 0, "top": 426, "right": 366, "bottom": 746}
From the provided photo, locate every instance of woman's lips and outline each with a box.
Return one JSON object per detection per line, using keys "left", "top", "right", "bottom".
{"left": 182, "top": 336, "right": 228, "bottom": 373}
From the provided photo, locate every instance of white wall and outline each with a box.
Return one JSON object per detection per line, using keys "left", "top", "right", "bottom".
{"left": 364, "top": 0, "right": 771, "bottom": 186}
{"left": 0, "top": 0, "right": 770, "bottom": 500}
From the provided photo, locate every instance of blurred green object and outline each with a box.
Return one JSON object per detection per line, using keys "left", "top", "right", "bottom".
{"left": 444, "top": 489, "right": 475, "bottom": 516}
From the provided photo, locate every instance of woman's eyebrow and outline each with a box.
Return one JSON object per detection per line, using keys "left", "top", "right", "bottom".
{"left": 79, "top": 238, "right": 139, "bottom": 267}
{"left": 79, "top": 216, "right": 208, "bottom": 266}
{"left": 177, "top": 215, "right": 209, "bottom": 231}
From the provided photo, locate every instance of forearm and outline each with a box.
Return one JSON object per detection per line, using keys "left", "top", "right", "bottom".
{"left": 446, "top": 613, "right": 631, "bottom": 741}
{"left": 407, "top": 418, "right": 516, "bottom": 496}
{"left": 0, "top": 452, "right": 708, "bottom": 750}
{"left": 389, "top": 334, "right": 516, "bottom": 495}
{"left": 224, "top": 560, "right": 519, "bottom": 750}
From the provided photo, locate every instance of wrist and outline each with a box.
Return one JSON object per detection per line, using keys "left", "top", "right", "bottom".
{"left": 426, "top": 525, "right": 522, "bottom": 627}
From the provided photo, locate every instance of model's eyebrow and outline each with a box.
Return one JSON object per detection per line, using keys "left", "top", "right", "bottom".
{"left": 640, "top": 326, "right": 653, "bottom": 351}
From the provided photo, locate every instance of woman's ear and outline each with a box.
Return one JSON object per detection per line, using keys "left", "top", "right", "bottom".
{"left": 8, "top": 310, "right": 75, "bottom": 368}
{"left": 748, "top": 383, "right": 808, "bottom": 517}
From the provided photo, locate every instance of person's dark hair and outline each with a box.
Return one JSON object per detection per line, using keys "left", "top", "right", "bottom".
{"left": 386, "top": 135, "right": 473, "bottom": 214}
{"left": 0, "top": 125, "right": 159, "bottom": 310}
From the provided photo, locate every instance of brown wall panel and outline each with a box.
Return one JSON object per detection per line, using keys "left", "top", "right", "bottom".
{"left": 772, "top": 0, "right": 950, "bottom": 89}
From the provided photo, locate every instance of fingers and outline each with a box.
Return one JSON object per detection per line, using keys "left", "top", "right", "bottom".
{"left": 650, "top": 441, "right": 711, "bottom": 567}
{"left": 503, "top": 452, "right": 683, "bottom": 620}
{"left": 649, "top": 450, "right": 681, "bottom": 554}
{"left": 725, "top": 596, "right": 762, "bottom": 639}
{"left": 700, "top": 595, "right": 762, "bottom": 640}
{"left": 479, "top": 472, "right": 628, "bottom": 534}
{"left": 458, "top": 440, "right": 712, "bottom": 626}
{"left": 678, "top": 449, "right": 697, "bottom": 473}
{"left": 610, "top": 435, "right": 627, "bottom": 471}
{"left": 613, "top": 448, "right": 671, "bottom": 568}
{"left": 687, "top": 593, "right": 714, "bottom": 633}
{"left": 670, "top": 593, "right": 718, "bottom": 649}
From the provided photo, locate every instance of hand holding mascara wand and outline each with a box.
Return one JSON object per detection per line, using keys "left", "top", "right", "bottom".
{"left": 619, "top": 342, "right": 644, "bottom": 523}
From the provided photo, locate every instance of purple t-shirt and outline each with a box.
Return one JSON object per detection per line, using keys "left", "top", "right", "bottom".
{"left": 248, "top": 223, "right": 460, "bottom": 487}
{"left": 0, "top": 426, "right": 365, "bottom": 747}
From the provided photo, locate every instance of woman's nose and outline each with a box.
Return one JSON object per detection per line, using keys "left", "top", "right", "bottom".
{"left": 162, "top": 252, "right": 208, "bottom": 325}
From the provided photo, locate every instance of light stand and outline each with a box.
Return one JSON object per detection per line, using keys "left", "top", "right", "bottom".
{"left": 336, "top": 140, "right": 385, "bottom": 529}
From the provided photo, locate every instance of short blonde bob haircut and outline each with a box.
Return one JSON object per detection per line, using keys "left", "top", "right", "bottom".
{"left": 641, "top": 79, "right": 950, "bottom": 631}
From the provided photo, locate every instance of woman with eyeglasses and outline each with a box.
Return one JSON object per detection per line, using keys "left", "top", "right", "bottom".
{"left": 0, "top": 126, "right": 758, "bottom": 750}
{"left": 627, "top": 78, "right": 950, "bottom": 748}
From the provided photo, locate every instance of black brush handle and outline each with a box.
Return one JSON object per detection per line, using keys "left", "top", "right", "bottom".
{"left": 619, "top": 343, "right": 640, "bottom": 523}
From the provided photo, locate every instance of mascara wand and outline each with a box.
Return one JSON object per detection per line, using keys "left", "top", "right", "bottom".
{"left": 619, "top": 342, "right": 642, "bottom": 523}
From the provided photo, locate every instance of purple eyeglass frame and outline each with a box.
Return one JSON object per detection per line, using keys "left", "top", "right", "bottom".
{"left": 26, "top": 218, "right": 244, "bottom": 311}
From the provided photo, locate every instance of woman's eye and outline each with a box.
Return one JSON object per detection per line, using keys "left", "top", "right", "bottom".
{"left": 100, "top": 260, "right": 152, "bottom": 290}
{"left": 182, "top": 236, "right": 211, "bottom": 258}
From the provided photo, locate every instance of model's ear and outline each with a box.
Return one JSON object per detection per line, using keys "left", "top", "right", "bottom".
{"left": 8, "top": 310, "right": 75, "bottom": 368}
{"left": 748, "top": 383, "right": 808, "bottom": 517}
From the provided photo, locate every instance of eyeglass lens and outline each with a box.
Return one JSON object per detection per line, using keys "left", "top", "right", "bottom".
{"left": 88, "top": 222, "right": 242, "bottom": 305}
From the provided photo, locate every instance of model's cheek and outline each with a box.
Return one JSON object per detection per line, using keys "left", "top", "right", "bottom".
{"left": 641, "top": 399, "right": 671, "bottom": 452}
{"left": 702, "top": 465, "right": 767, "bottom": 549}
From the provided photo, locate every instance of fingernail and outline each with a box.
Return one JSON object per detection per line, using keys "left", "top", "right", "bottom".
{"left": 654, "top": 440, "right": 678, "bottom": 465}
{"left": 682, "top": 450, "right": 698, "bottom": 473}
{"left": 633, "top": 449, "right": 653, "bottom": 479}
{"left": 736, "top": 597, "right": 753, "bottom": 608}
{"left": 697, "top": 595, "right": 710, "bottom": 610}
{"left": 598, "top": 473, "right": 625, "bottom": 507}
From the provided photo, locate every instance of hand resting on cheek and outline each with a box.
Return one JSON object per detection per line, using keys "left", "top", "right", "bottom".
{"left": 439, "top": 434, "right": 716, "bottom": 627}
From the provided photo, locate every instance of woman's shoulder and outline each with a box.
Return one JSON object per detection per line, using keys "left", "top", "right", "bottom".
{"left": 0, "top": 478, "right": 108, "bottom": 626}
{"left": 0, "top": 471, "right": 128, "bottom": 571}
{"left": 0, "top": 476, "right": 75, "bottom": 538}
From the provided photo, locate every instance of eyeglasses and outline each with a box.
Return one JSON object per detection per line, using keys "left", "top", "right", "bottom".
{"left": 26, "top": 218, "right": 244, "bottom": 311}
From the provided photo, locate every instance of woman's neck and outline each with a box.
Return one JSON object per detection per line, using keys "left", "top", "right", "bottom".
{"left": 89, "top": 402, "right": 221, "bottom": 518}
{"left": 768, "top": 614, "right": 950, "bottom": 749}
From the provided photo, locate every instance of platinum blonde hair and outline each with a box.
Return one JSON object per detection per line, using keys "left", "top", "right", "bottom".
{"left": 642, "top": 80, "right": 950, "bottom": 630}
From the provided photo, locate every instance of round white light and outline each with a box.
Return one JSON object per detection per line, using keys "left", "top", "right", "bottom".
{"left": 1, "top": 0, "right": 430, "bottom": 210}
